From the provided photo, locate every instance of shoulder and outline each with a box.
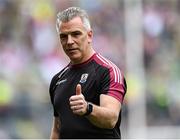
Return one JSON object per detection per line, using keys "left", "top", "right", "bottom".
{"left": 93, "top": 53, "right": 119, "bottom": 69}
{"left": 93, "top": 53, "right": 123, "bottom": 83}
{"left": 52, "top": 65, "right": 69, "bottom": 82}
{"left": 49, "top": 65, "right": 69, "bottom": 94}
{"left": 93, "top": 54, "right": 127, "bottom": 102}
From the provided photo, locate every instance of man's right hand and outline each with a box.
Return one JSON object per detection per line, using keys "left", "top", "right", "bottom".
{"left": 69, "top": 84, "right": 88, "bottom": 116}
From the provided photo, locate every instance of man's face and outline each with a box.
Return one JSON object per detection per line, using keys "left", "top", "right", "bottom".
{"left": 58, "top": 17, "right": 93, "bottom": 64}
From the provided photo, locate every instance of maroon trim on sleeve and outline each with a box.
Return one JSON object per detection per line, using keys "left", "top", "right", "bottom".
{"left": 94, "top": 53, "right": 126, "bottom": 103}
{"left": 107, "top": 82, "right": 126, "bottom": 103}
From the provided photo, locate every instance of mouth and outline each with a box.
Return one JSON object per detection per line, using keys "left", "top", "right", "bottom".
{"left": 66, "top": 48, "right": 79, "bottom": 53}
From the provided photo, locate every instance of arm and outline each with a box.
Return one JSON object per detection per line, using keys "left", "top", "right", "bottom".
{"left": 50, "top": 117, "right": 60, "bottom": 139}
{"left": 69, "top": 84, "right": 121, "bottom": 129}
{"left": 86, "top": 94, "right": 121, "bottom": 129}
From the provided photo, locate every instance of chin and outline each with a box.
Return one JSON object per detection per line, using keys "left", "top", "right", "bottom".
{"left": 69, "top": 56, "right": 81, "bottom": 64}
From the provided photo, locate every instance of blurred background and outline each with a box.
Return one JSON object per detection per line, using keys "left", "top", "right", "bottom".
{"left": 0, "top": 0, "right": 180, "bottom": 138}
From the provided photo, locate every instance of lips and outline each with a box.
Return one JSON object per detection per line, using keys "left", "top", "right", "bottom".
{"left": 66, "top": 48, "right": 78, "bottom": 53}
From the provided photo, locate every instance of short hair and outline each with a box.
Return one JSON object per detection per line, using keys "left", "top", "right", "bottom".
{"left": 56, "top": 7, "right": 91, "bottom": 34}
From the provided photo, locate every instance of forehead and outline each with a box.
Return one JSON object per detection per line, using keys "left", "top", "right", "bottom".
{"left": 59, "top": 17, "right": 86, "bottom": 33}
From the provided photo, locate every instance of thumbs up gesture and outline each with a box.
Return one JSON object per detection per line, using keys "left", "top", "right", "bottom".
{"left": 69, "top": 84, "right": 88, "bottom": 116}
{"left": 76, "top": 84, "right": 82, "bottom": 95}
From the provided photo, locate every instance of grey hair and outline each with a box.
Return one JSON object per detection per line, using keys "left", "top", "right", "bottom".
{"left": 56, "top": 7, "right": 91, "bottom": 34}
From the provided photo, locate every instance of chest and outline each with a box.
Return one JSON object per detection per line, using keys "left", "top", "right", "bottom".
{"left": 53, "top": 67, "right": 99, "bottom": 114}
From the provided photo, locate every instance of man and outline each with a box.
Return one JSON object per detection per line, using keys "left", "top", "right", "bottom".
{"left": 49, "top": 7, "right": 127, "bottom": 139}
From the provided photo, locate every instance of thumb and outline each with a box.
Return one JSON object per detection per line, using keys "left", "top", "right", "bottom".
{"left": 76, "top": 84, "right": 82, "bottom": 95}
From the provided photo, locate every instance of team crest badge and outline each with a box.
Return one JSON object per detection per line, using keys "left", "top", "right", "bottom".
{"left": 80, "top": 73, "right": 89, "bottom": 83}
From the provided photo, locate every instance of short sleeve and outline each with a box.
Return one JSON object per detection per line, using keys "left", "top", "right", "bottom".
{"left": 98, "top": 67, "right": 127, "bottom": 103}
{"left": 49, "top": 73, "right": 59, "bottom": 117}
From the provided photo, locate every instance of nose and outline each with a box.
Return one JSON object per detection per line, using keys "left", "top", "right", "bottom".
{"left": 67, "top": 35, "right": 74, "bottom": 44}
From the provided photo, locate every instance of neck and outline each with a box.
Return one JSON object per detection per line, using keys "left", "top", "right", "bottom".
{"left": 71, "top": 47, "right": 95, "bottom": 65}
{"left": 87, "top": 47, "right": 95, "bottom": 58}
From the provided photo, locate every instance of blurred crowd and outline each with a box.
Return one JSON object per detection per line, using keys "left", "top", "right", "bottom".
{"left": 143, "top": 0, "right": 180, "bottom": 127}
{"left": 0, "top": 0, "right": 180, "bottom": 138}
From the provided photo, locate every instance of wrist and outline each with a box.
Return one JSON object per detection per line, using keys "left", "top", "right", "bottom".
{"left": 84, "top": 102, "right": 93, "bottom": 116}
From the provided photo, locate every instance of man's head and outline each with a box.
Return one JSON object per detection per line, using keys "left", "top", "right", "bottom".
{"left": 56, "top": 7, "right": 91, "bottom": 34}
{"left": 56, "top": 7, "right": 94, "bottom": 64}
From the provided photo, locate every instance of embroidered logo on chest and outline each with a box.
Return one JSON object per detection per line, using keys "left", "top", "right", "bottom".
{"left": 79, "top": 73, "right": 89, "bottom": 83}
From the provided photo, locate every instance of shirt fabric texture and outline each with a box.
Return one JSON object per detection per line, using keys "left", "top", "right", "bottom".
{"left": 49, "top": 53, "right": 127, "bottom": 139}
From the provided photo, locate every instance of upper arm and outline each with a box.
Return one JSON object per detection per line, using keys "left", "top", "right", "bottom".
{"left": 100, "top": 94, "right": 121, "bottom": 117}
{"left": 98, "top": 65, "right": 126, "bottom": 118}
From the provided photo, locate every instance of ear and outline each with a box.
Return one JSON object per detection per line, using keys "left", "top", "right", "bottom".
{"left": 87, "top": 30, "right": 93, "bottom": 44}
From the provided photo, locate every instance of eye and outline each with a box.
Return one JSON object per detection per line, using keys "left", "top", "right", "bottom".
{"left": 60, "top": 34, "right": 67, "bottom": 40}
{"left": 71, "top": 31, "right": 82, "bottom": 37}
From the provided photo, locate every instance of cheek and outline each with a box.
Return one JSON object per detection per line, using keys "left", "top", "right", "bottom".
{"left": 79, "top": 36, "right": 88, "bottom": 47}
{"left": 61, "top": 44, "right": 67, "bottom": 52}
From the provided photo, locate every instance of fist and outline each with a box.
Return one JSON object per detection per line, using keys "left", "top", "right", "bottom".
{"left": 69, "top": 84, "right": 87, "bottom": 116}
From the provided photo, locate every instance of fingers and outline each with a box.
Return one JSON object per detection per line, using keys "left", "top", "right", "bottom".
{"left": 70, "top": 104, "right": 84, "bottom": 111}
{"left": 76, "top": 84, "right": 82, "bottom": 95}
{"left": 69, "top": 100, "right": 84, "bottom": 106}
{"left": 70, "top": 102, "right": 86, "bottom": 115}
{"left": 69, "top": 99, "right": 86, "bottom": 113}
{"left": 69, "top": 84, "right": 87, "bottom": 115}
{"left": 69, "top": 93, "right": 84, "bottom": 102}
{"left": 69, "top": 84, "right": 83, "bottom": 101}
{"left": 71, "top": 104, "right": 86, "bottom": 115}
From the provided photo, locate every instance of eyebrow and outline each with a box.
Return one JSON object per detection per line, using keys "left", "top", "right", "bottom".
{"left": 59, "top": 30, "right": 82, "bottom": 35}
